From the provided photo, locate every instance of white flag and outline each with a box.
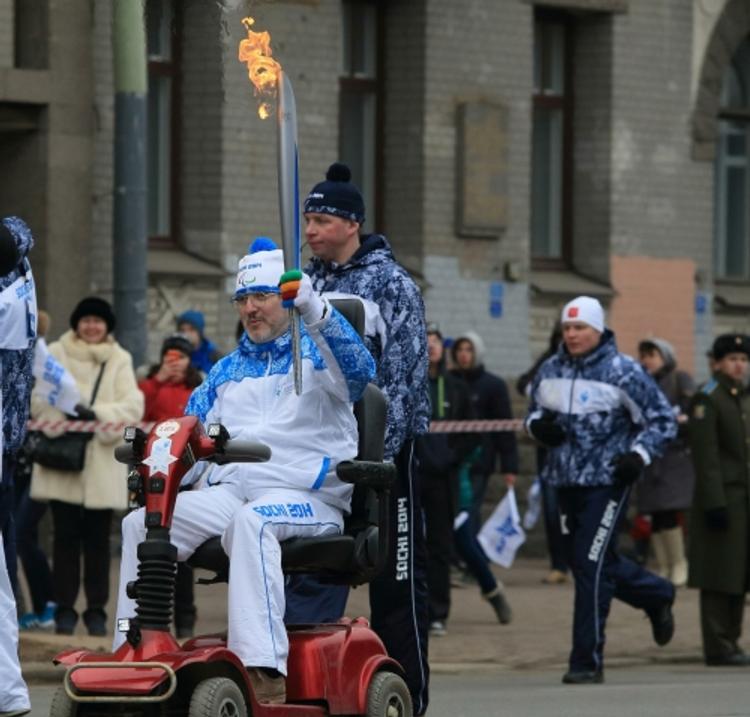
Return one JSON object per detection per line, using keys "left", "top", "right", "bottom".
{"left": 478, "top": 486, "right": 526, "bottom": 569}
{"left": 32, "top": 338, "right": 81, "bottom": 414}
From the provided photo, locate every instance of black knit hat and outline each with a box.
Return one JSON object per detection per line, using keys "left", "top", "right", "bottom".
{"left": 69, "top": 296, "right": 116, "bottom": 333}
{"left": 161, "top": 333, "right": 193, "bottom": 358}
{"left": 303, "top": 163, "right": 365, "bottom": 225}
{"left": 712, "top": 333, "right": 750, "bottom": 361}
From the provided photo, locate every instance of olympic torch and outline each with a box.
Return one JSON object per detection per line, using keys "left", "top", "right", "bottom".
{"left": 237, "top": 18, "right": 303, "bottom": 394}
{"left": 277, "top": 70, "right": 303, "bottom": 395}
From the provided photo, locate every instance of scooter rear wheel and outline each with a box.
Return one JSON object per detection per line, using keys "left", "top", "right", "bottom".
{"left": 366, "top": 671, "right": 412, "bottom": 717}
{"left": 189, "top": 677, "right": 247, "bottom": 717}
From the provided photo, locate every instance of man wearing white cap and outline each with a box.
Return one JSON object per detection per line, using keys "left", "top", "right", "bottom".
{"left": 525, "top": 296, "right": 677, "bottom": 685}
{"left": 113, "top": 238, "right": 375, "bottom": 704}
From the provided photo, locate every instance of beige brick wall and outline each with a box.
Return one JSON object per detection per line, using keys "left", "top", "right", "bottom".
{"left": 608, "top": 255, "right": 696, "bottom": 373}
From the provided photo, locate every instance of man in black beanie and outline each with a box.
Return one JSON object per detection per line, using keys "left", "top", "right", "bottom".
{"left": 284, "top": 163, "right": 431, "bottom": 714}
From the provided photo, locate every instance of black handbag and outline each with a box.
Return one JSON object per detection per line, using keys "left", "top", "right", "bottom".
{"left": 32, "top": 362, "right": 106, "bottom": 472}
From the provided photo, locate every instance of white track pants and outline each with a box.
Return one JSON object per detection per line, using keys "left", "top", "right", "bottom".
{"left": 0, "top": 532, "right": 30, "bottom": 712}
{"left": 113, "top": 485, "right": 343, "bottom": 674}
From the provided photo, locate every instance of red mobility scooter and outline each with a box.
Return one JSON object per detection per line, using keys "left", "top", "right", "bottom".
{"left": 51, "top": 303, "right": 410, "bottom": 717}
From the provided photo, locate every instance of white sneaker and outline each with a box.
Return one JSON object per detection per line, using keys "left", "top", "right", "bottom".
{"left": 429, "top": 620, "right": 447, "bottom": 637}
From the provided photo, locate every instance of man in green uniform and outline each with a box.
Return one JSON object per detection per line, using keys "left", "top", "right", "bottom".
{"left": 688, "top": 333, "right": 750, "bottom": 666}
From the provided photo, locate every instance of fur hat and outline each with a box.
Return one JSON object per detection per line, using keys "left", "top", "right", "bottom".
{"left": 712, "top": 334, "right": 750, "bottom": 361}
{"left": 234, "top": 237, "right": 284, "bottom": 299}
{"left": 303, "top": 163, "right": 365, "bottom": 225}
{"left": 69, "top": 297, "right": 116, "bottom": 333}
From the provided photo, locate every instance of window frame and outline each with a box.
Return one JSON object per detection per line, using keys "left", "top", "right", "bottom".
{"left": 714, "top": 39, "right": 750, "bottom": 282}
{"left": 338, "top": 0, "right": 385, "bottom": 232}
{"left": 531, "top": 8, "right": 574, "bottom": 270}
{"left": 146, "top": 0, "right": 182, "bottom": 249}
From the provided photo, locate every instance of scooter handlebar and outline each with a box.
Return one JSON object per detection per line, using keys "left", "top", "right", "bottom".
{"left": 212, "top": 440, "right": 272, "bottom": 464}
{"left": 114, "top": 444, "right": 136, "bottom": 465}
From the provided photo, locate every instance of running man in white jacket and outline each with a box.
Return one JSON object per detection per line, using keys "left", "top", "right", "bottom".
{"left": 113, "top": 238, "right": 375, "bottom": 704}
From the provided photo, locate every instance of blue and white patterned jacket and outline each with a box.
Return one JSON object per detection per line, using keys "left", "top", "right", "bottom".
{"left": 526, "top": 330, "right": 677, "bottom": 488}
{"left": 305, "top": 234, "right": 430, "bottom": 461}
{"left": 186, "top": 305, "right": 375, "bottom": 512}
{"left": 1, "top": 216, "right": 35, "bottom": 460}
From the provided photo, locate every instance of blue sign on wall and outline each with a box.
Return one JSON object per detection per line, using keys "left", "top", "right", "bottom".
{"left": 490, "top": 281, "right": 504, "bottom": 318}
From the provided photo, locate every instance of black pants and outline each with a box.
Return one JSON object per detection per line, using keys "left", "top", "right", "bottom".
{"left": 558, "top": 484, "right": 674, "bottom": 673}
{"left": 541, "top": 478, "right": 568, "bottom": 573}
{"left": 423, "top": 470, "right": 454, "bottom": 622}
{"left": 50, "top": 500, "right": 112, "bottom": 617}
{"left": 1, "top": 455, "right": 18, "bottom": 598}
{"left": 284, "top": 441, "right": 430, "bottom": 715}
{"left": 15, "top": 478, "right": 53, "bottom": 613}
{"left": 700, "top": 590, "right": 746, "bottom": 661}
{"left": 369, "top": 441, "right": 429, "bottom": 715}
{"left": 175, "top": 563, "right": 196, "bottom": 630}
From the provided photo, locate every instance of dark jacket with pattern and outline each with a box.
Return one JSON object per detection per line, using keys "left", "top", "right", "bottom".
{"left": 0, "top": 216, "right": 35, "bottom": 461}
{"left": 688, "top": 373, "right": 750, "bottom": 594}
{"left": 305, "top": 234, "right": 430, "bottom": 461}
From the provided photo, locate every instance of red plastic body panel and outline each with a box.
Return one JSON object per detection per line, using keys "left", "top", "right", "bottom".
{"left": 55, "top": 620, "right": 402, "bottom": 715}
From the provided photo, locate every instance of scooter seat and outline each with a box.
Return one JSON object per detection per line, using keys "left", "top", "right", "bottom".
{"left": 188, "top": 524, "right": 380, "bottom": 586}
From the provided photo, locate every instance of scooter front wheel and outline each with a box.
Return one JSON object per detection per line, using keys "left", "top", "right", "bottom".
{"left": 189, "top": 677, "right": 247, "bottom": 717}
{"left": 366, "top": 671, "right": 412, "bottom": 717}
{"left": 49, "top": 685, "right": 77, "bottom": 717}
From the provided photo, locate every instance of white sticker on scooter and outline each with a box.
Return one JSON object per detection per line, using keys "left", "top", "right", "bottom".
{"left": 155, "top": 420, "right": 180, "bottom": 438}
{"left": 143, "top": 437, "right": 178, "bottom": 476}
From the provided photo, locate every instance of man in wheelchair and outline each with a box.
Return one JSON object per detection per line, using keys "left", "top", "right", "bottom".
{"left": 112, "top": 238, "right": 375, "bottom": 705}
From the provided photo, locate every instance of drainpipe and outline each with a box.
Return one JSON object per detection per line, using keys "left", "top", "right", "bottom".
{"left": 112, "top": 0, "right": 148, "bottom": 366}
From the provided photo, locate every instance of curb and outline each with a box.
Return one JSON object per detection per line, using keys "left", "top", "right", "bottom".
{"left": 25, "top": 652, "right": 706, "bottom": 685}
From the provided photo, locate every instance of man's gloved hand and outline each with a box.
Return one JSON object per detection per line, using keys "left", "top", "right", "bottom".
{"left": 279, "top": 270, "right": 326, "bottom": 324}
{"left": 73, "top": 404, "right": 97, "bottom": 421}
{"left": 528, "top": 414, "right": 566, "bottom": 448}
{"left": 611, "top": 451, "right": 645, "bottom": 485}
{"left": 704, "top": 506, "right": 729, "bottom": 532}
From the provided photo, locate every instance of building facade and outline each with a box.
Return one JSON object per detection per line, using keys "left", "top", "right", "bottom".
{"left": 0, "top": 0, "right": 748, "bottom": 380}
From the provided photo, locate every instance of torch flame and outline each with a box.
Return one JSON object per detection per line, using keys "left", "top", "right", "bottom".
{"left": 238, "top": 17, "right": 282, "bottom": 119}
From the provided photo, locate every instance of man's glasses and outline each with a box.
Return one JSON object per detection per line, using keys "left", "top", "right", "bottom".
{"left": 232, "top": 291, "right": 278, "bottom": 307}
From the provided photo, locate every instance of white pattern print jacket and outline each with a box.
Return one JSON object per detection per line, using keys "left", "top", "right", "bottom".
{"left": 185, "top": 306, "right": 376, "bottom": 512}
{"left": 526, "top": 330, "right": 677, "bottom": 488}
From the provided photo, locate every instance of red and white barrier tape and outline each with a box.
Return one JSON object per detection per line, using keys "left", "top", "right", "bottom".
{"left": 26, "top": 418, "right": 526, "bottom": 435}
{"left": 26, "top": 420, "right": 156, "bottom": 433}
{"left": 428, "top": 419, "right": 524, "bottom": 433}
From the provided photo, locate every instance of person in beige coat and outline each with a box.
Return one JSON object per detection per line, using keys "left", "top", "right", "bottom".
{"left": 31, "top": 297, "right": 143, "bottom": 636}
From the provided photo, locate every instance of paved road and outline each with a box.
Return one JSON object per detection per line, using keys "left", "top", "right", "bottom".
{"left": 27, "top": 664, "right": 750, "bottom": 717}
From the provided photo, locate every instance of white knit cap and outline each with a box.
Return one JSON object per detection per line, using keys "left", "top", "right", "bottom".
{"left": 234, "top": 237, "right": 285, "bottom": 298}
{"left": 561, "top": 296, "right": 605, "bottom": 333}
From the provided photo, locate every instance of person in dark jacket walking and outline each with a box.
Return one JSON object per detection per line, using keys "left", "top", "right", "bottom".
{"left": 687, "top": 333, "right": 750, "bottom": 666}
{"left": 637, "top": 337, "right": 695, "bottom": 587}
{"left": 285, "top": 163, "right": 431, "bottom": 714}
{"left": 451, "top": 331, "right": 518, "bottom": 533}
{"left": 526, "top": 296, "right": 677, "bottom": 685}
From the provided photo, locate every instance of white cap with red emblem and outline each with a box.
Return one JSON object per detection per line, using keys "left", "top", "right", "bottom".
{"left": 561, "top": 296, "right": 605, "bottom": 333}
